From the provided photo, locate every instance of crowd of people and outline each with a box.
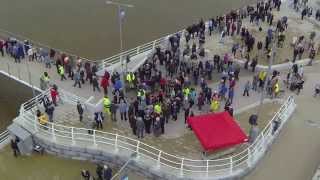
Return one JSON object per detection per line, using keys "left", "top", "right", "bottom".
{"left": 1, "top": 0, "right": 319, "bottom": 144}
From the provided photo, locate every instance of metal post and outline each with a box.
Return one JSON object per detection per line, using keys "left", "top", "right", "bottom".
{"left": 230, "top": 157, "right": 233, "bottom": 174}
{"left": 106, "top": 1, "right": 134, "bottom": 94}
{"left": 152, "top": 40, "right": 156, "bottom": 50}
{"left": 206, "top": 160, "right": 209, "bottom": 177}
{"left": 52, "top": 123, "right": 56, "bottom": 142}
{"left": 93, "top": 130, "right": 97, "bottom": 146}
{"left": 71, "top": 127, "right": 75, "bottom": 145}
{"left": 247, "top": 148, "right": 251, "bottom": 167}
{"left": 118, "top": 5, "right": 124, "bottom": 76}
{"left": 157, "top": 151, "right": 162, "bottom": 169}
{"left": 26, "top": 63, "right": 36, "bottom": 99}
{"left": 261, "top": 132, "right": 265, "bottom": 149}
{"left": 136, "top": 141, "right": 140, "bottom": 153}
{"left": 180, "top": 158, "right": 184, "bottom": 177}
{"left": 136, "top": 46, "right": 140, "bottom": 55}
{"left": 34, "top": 114, "right": 38, "bottom": 132}
{"left": 114, "top": 133, "right": 119, "bottom": 153}
{"left": 257, "top": 33, "right": 276, "bottom": 116}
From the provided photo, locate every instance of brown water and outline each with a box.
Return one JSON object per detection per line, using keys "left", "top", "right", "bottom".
{"left": 0, "top": 0, "right": 254, "bottom": 59}
{"left": 0, "top": 73, "right": 34, "bottom": 132}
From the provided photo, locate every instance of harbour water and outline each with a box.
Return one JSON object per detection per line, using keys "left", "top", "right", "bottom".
{"left": 0, "top": 73, "right": 33, "bottom": 132}
{"left": 0, "top": 0, "right": 254, "bottom": 59}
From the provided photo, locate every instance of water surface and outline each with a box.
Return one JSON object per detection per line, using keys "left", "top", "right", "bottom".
{"left": 0, "top": 0, "right": 254, "bottom": 59}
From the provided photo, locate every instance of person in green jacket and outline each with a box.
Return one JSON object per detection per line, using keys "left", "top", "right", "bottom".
{"left": 58, "top": 64, "right": 66, "bottom": 81}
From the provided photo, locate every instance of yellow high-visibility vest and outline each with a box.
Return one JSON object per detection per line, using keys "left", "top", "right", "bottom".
{"left": 183, "top": 88, "right": 190, "bottom": 97}
{"left": 274, "top": 83, "right": 280, "bottom": 93}
{"left": 211, "top": 100, "right": 220, "bottom": 112}
{"left": 58, "top": 65, "right": 64, "bottom": 75}
{"left": 38, "top": 114, "right": 48, "bottom": 125}
{"left": 126, "top": 73, "right": 132, "bottom": 82}
{"left": 154, "top": 104, "right": 162, "bottom": 114}
{"left": 103, "top": 97, "right": 111, "bottom": 109}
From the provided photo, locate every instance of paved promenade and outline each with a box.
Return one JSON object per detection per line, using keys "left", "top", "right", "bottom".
{"left": 245, "top": 63, "right": 320, "bottom": 180}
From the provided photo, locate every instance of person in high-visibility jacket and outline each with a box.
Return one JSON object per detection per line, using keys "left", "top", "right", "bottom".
{"left": 103, "top": 96, "right": 111, "bottom": 116}
{"left": 154, "top": 103, "right": 162, "bottom": 115}
{"left": 274, "top": 81, "right": 280, "bottom": 98}
{"left": 211, "top": 100, "right": 220, "bottom": 112}
{"left": 36, "top": 110, "right": 48, "bottom": 129}
{"left": 137, "top": 89, "right": 146, "bottom": 100}
{"left": 183, "top": 87, "right": 190, "bottom": 100}
{"left": 58, "top": 65, "right": 66, "bottom": 81}
{"left": 126, "top": 72, "right": 135, "bottom": 88}
{"left": 258, "top": 71, "right": 267, "bottom": 88}
{"left": 40, "top": 72, "right": 50, "bottom": 90}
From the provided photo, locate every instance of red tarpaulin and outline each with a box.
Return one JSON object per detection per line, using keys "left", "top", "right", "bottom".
{"left": 187, "top": 111, "right": 248, "bottom": 152}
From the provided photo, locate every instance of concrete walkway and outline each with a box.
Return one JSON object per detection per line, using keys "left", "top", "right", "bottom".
{"left": 245, "top": 63, "right": 320, "bottom": 180}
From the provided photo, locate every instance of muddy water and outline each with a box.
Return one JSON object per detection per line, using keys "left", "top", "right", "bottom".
{"left": 0, "top": 0, "right": 254, "bottom": 59}
{"left": 0, "top": 73, "right": 34, "bottom": 132}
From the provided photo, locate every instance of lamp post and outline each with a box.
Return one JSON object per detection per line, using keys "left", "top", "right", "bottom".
{"left": 256, "top": 29, "right": 277, "bottom": 117}
{"left": 106, "top": 0, "right": 134, "bottom": 93}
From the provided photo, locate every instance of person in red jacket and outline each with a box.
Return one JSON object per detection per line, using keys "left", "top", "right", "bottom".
{"left": 160, "top": 77, "right": 166, "bottom": 91}
{"left": 100, "top": 71, "right": 110, "bottom": 95}
{"left": 50, "top": 85, "right": 59, "bottom": 106}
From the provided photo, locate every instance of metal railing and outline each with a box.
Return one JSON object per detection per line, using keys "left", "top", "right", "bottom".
{"left": 16, "top": 89, "right": 296, "bottom": 179}
{"left": 97, "top": 30, "right": 185, "bottom": 70}
{"left": 0, "top": 130, "right": 9, "bottom": 144}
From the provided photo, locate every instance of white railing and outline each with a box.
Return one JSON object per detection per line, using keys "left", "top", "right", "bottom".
{"left": 97, "top": 30, "right": 185, "bottom": 70}
{"left": 0, "top": 130, "right": 9, "bottom": 144}
{"left": 16, "top": 91, "right": 296, "bottom": 179}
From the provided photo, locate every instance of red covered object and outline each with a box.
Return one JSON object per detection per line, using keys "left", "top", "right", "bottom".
{"left": 187, "top": 112, "right": 248, "bottom": 152}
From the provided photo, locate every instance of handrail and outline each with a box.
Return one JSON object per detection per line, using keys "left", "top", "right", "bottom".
{"left": 0, "top": 130, "right": 10, "bottom": 144}
{"left": 16, "top": 89, "right": 296, "bottom": 178}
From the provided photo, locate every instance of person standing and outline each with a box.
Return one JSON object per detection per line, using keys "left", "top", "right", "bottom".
{"left": 228, "top": 87, "right": 234, "bottom": 104}
{"left": 103, "top": 96, "right": 111, "bottom": 116}
{"left": 100, "top": 73, "right": 109, "bottom": 95}
{"left": 40, "top": 72, "right": 50, "bottom": 91}
{"left": 77, "top": 101, "right": 84, "bottom": 121}
{"left": 243, "top": 80, "right": 251, "bottom": 97}
{"left": 58, "top": 64, "right": 66, "bottom": 81}
{"left": 144, "top": 108, "right": 152, "bottom": 133}
{"left": 0, "top": 40, "right": 4, "bottom": 56}
{"left": 136, "top": 117, "right": 145, "bottom": 139}
{"left": 73, "top": 70, "right": 81, "bottom": 88}
{"left": 119, "top": 99, "right": 128, "bottom": 121}
{"left": 10, "top": 138, "right": 20, "bottom": 157}
{"left": 50, "top": 85, "right": 59, "bottom": 106}
{"left": 110, "top": 100, "right": 118, "bottom": 122}
{"left": 45, "top": 102, "right": 55, "bottom": 122}
{"left": 102, "top": 165, "right": 112, "bottom": 180}
{"left": 94, "top": 112, "right": 104, "bottom": 130}
{"left": 92, "top": 75, "right": 100, "bottom": 92}
{"left": 153, "top": 117, "right": 162, "bottom": 137}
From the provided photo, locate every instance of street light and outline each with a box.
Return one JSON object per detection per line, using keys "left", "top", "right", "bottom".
{"left": 106, "top": 0, "right": 134, "bottom": 93}
{"left": 256, "top": 29, "right": 278, "bottom": 117}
